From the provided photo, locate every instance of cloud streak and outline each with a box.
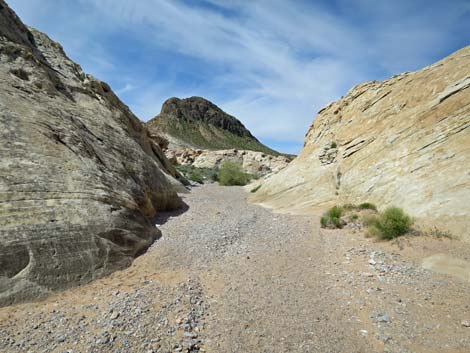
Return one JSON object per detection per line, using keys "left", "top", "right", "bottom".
{"left": 8, "top": 0, "right": 470, "bottom": 153}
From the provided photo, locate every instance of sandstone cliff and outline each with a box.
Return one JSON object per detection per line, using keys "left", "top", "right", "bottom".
{"left": 250, "top": 47, "right": 470, "bottom": 241}
{"left": 147, "top": 96, "right": 280, "bottom": 155}
{"left": 0, "top": 1, "right": 184, "bottom": 305}
{"left": 168, "top": 148, "right": 290, "bottom": 176}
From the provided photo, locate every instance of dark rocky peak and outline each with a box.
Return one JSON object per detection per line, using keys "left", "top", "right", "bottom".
{"left": 160, "top": 96, "right": 258, "bottom": 140}
{"left": 0, "top": 0, "right": 36, "bottom": 49}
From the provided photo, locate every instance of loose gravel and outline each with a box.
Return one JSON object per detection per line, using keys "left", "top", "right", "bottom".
{"left": 1, "top": 184, "right": 470, "bottom": 352}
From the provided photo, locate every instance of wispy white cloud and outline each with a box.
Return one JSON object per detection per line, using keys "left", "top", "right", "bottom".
{"left": 7, "top": 0, "right": 470, "bottom": 153}
{"left": 115, "top": 83, "right": 135, "bottom": 95}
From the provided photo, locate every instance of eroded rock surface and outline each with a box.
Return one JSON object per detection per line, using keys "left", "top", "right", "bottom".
{"left": 251, "top": 47, "right": 470, "bottom": 240}
{"left": 167, "top": 148, "right": 291, "bottom": 176}
{"left": 0, "top": 0, "right": 183, "bottom": 306}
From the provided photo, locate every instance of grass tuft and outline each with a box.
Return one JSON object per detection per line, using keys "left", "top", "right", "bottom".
{"left": 349, "top": 213, "right": 359, "bottom": 221}
{"left": 320, "top": 206, "right": 344, "bottom": 229}
{"left": 426, "top": 227, "right": 454, "bottom": 239}
{"left": 358, "top": 202, "right": 377, "bottom": 211}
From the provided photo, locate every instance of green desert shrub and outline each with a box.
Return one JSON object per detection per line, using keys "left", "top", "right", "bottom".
{"left": 349, "top": 213, "right": 359, "bottom": 221}
{"left": 175, "top": 165, "right": 217, "bottom": 184}
{"left": 218, "top": 162, "right": 253, "bottom": 186}
{"left": 358, "top": 202, "right": 378, "bottom": 211}
{"left": 330, "top": 141, "right": 338, "bottom": 149}
{"left": 367, "top": 207, "right": 413, "bottom": 240}
{"left": 250, "top": 184, "right": 262, "bottom": 193}
{"left": 342, "top": 203, "right": 357, "bottom": 211}
{"left": 188, "top": 170, "right": 204, "bottom": 184}
{"left": 320, "top": 206, "right": 344, "bottom": 229}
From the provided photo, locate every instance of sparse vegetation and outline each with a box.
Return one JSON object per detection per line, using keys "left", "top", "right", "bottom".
{"left": 366, "top": 207, "right": 413, "bottom": 240}
{"left": 362, "top": 214, "right": 379, "bottom": 227}
{"left": 320, "top": 206, "right": 344, "bottom": 229}
{"left": 187, "top": 169, "right": 204, "bottom": 184}
{"left": 426, "top": 226, "right": 454, "bottom": 239}
{"left": 250, "top": 185, "right": 262, "bottom": 193}
{"left": 176, "top": 165, "right": 218, "bottom": 184}
{"left": 358, "top": 202, "right": 377, "bottom": 211}
{"left": 218, "top": 162, "right": 254, "bottom": 186}
{"left": 349, "top": 213, "right": 359, "bottom": 221}
{"left": 330, "top": 141, "right": 338, "bottom": 149}
{"left": 151, "top": 111, "right": 281, "bottom": 156}
{"left": 319, "top": 203, "right": 413, "bottom": 240}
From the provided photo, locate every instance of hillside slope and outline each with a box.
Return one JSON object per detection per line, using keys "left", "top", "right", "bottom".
{"left": 0, "top": 0, "right": 183, "bottom": 306}
{"left": 250, "top": 47, "right": 470, "bottom": 241}
{"left": 147, "top": 97, "right": 280, "bottom": 155}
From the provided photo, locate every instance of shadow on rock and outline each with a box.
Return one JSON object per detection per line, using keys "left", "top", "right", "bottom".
{"left": 155, "top": 201, "right": 190, "bottom": 226}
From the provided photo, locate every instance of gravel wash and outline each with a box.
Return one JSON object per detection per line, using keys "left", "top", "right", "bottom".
{"left": 1, "top": 184, "right": 470, "bottom": 352}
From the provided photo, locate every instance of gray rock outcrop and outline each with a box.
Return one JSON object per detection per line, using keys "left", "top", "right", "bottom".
{"left": 0, "top": 0, "right": 183, "bottom": 306}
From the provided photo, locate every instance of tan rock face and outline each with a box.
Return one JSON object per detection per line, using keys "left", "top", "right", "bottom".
{"left": 0, "top": 1, "right": 183, "bottom": 306}
{"left": 250, "top": 47, "right": 470, "bottom": 241}
{"left": 167, "top": 148, "right": 291, "bottom": 176}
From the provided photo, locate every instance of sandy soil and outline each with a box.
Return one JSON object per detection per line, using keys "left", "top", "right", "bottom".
{"left": 1, "top": 184, "right": 470, "bottom": 352}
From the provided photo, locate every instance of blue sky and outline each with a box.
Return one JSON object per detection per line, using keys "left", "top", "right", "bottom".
{"left": 8, "top": 0, "right": 470, "bottom": 154}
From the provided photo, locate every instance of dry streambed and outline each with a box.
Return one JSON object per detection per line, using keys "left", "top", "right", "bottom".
{"left": 1, "top": 185, "right": 470, "bottom": 353}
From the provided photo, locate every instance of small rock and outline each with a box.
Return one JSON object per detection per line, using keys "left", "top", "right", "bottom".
{"left": 110, "top": 311, "right": 120, "bottom": 320}
{"left": 376, "top": 314, "right": 391, "bottom": 323}
{"left": 96, "top": 336, "right": 110, "bottom": 345}
{"left": 379, "top": 335, "right": 392, "bottom": 343}
{"left": 462, "top": 320, "right": 470, "bottom": 327}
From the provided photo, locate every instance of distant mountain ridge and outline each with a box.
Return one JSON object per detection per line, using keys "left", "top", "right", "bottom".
{"left": 147, "top": 97, "right": 280, "bottom": 155}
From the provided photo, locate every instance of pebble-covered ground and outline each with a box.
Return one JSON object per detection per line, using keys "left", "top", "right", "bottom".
{"left": 1, "top": 184, "right": 470, "bottom": 352}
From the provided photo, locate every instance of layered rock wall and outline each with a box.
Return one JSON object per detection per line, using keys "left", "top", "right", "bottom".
{"left": 250, "top": 47, "right": 470, "bottom": 240}
{"left": 0, "top": 1, "right": 183, "bottom": 305}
